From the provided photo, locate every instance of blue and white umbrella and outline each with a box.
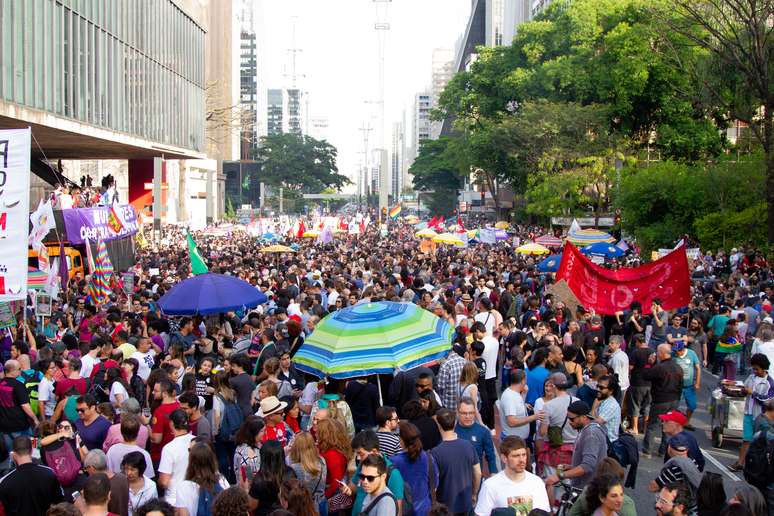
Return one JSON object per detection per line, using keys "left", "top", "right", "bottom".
{"left": 581, "top": 242, "right": 625, "bottom": 259}
{"left": 537, "top": 254, "right": 563, "bottom": 273}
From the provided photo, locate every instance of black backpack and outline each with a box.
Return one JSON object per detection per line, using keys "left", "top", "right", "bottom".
{"left": 744, "top": 430, "right": 774, "bottom": 490}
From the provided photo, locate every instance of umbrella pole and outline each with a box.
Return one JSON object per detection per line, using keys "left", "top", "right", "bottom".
{"left": 377, "top": 374, "right": 383, "bottom": 405}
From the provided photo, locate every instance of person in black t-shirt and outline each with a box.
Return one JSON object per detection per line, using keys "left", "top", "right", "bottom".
{"left": 0, "top": 436, "right": 64, "bottom": 516}
{"left": 0, "top": 361, "right": 38, "bottom": 450}
{"left": 627, "top": 333, "right": 655, "bottom": 435}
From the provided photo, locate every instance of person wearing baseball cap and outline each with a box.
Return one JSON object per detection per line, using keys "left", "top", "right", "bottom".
{"left": 544, "top": 400, "right": 608, "bottom": 490}
{"left": 658, "top": 410, "right": 704, "bottom": 471}
{"left": 648, "top": 432, "right": 703, "bottom": 499}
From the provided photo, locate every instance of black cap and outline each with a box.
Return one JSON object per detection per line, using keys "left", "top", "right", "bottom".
{"left": 567, "top": 400, "right": 591, "bottom": 417}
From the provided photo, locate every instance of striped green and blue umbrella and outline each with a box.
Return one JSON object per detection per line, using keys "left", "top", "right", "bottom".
{"left": 294, "top": 301, "right": 453, "bottom": 379}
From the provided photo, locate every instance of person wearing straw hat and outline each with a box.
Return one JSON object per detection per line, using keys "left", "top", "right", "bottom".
{"left": 260, "top": 396, "right": 293, "bottom": 447}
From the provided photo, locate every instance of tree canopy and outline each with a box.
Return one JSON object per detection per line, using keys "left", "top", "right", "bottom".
{"left": 254, "top": 133, "right": 350, "bottom": 193}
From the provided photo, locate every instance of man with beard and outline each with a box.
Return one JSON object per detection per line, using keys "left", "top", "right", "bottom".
{"left": 544, "top": 400, "right": 608, "bottom": 490}
{"left": 655, "top": 482, "right": 694, "bottom": 516}
{"left": 592, "top": 375, "right": 621, "bottom": 443}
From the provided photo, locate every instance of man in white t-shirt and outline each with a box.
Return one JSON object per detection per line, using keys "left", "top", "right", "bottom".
{"left": 157, "top": 409, "right": 195, "bottom": 500}
{"left": 607, "top": 335, "right": 630, "bottom": 402}
{"left": 472, "top": 321, "right": 500, "bottom": 429}
{"left": 130, "top": 337, "right": 157, "bottom": 382}
{"left": 499, "top": 369, "right": 542, "bottom": 440}
{"left": 474, "top": 436, "right": 551, "bottom": 516}
{"left": 80, "top": 340, "right": 101, "bottom": 379}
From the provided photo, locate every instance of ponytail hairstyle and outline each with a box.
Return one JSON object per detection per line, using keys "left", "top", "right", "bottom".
{"left": 398, "top": 421, "right": 423, "bottom": 462}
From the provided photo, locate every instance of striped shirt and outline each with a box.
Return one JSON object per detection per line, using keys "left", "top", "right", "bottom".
{"left": 377, "top": 431, "right": 403, "bottom": 458}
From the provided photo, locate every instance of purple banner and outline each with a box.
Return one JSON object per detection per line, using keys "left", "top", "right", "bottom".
{"left": 61, "top": 205, "right": 139, "bottom": 245}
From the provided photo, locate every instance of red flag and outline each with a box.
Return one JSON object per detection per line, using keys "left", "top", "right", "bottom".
{"left": 437, "top": 216, "right": 445, "bottom": 229}
{"left": 296, "top": 219, "right": 306, "bottom": 239}
{"left": 456, "top": 212, "right": 465, "bottom": 231}
{"left": 556, "top": 243, "right": 691, "bottom": 315}
{"left": 359, "top": 218, "right": 366, "bottom": 234}
{"left": 428, "top": 216, "right": 437, "bottom": 229}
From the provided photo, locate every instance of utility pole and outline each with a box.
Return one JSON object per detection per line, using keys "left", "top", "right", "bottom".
{"left": 284, "top": 17, "right": 305, "bottom": 135}
{"left": 373, "top": 0, "right": 391, "bottom": 215}
{"left": 358, "top": 123, "right": 373, "bottom": 208}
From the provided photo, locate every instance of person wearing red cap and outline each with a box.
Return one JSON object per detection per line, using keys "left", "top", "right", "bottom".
{"left": 658, "top": 410, "right": 704, "bottom": 471}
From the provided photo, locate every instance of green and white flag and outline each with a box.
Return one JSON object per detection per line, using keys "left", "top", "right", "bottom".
{"left": 187, "top": 232, "right": 209, "bottom": 275}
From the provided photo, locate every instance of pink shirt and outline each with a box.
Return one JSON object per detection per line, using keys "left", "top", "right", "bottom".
{"left": 102, "top": 421, "right": 149, "bottom": 453}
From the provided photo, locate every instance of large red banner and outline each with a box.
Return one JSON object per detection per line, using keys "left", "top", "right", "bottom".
{"left": 556, "top": 243, "right": 691, "bottom": 315}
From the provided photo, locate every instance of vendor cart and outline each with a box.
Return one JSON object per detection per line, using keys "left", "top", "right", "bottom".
{"left": 709, "top": 386, "right": 746, "bottom": 448}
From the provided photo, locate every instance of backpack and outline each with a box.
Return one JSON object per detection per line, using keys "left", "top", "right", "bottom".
{"left": 218, "top": 396, "right": 244, "bottom": 441}
{"left": 20, "top": 370, "right": 41, "bottom": 416}
{"left": 744, "top": 430, "right": 774, "bottom": 490}
{"left": 88, "top": 362, "right": 118, "bottom": 403}
{"left": 196, "top": 480, "right": 224, "bottom": 516}
{"left": 43, "top": 442, "right": 81, "bottom": 487}
{"left": 359, "top": 491, "right": 397, "bottom": 516}
{"left": 63, "top": 379, "right": 89, "bottom": 423}
{"left": 386, "top": 465, "right": 413, "bottom": 516}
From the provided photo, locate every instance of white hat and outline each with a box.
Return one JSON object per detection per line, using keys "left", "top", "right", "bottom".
{"left": 258, "top": 396, "right": 287, "bottom": 417}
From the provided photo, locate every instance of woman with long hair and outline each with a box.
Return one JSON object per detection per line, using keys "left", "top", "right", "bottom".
{"left": 582, "top": 346, "right": 600, "bottom": 382}
{"left": 316, "top": 418, "right": 353, "bottom": 514}
{"left": 169, "top": 440, "right": 230, "bottom": 516}
{"left": 390, "top": 422, "right": 438, "bottom": 516}
{"left": 696, "top": 471, "right": 726, "bottom": 516}
{"left": 122, "top": 358, "right": 146, "bottom": 409}
{"left": 402, "top": 400, "right": 441, "bottom": 451}
{"left": 283, "top": 396, "right": 301, "bottom": 434}
{"left": 248, "top": 440, "right": 297, "bottom": 516}
{"left": 280, "top": 478, "right": 318, "bottom": 516}
{"left": 562, "top": 345, "right": 584, "bottom": 392}
{"left": 584, "top": 474, "right": 625, "bottom": 516}
{"left": 289, "top": 431, "right": 327, "bottom": 515}
{"left": 233, "top": 416, "right": 265, "bottom": 485}
{"left": 458, "top": 361, "right": 482, "bottom": 423}
{"left": 105, "top": 366, "right": 130, "bottom": 414}
{"left": 211, "top": 370, "right": 238, "bottom": 483}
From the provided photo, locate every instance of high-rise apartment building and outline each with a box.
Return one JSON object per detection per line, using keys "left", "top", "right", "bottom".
{"left": 390, "top": 121, "right": 404, "bottom": 200}
{"left": 267, "top": 89, "right": 284, "bottom": 135}
{"left": 430, "top": 48, "right": 455, "bottom": 139}
{"left": 413, "top": 92, "right": 432, "bottom": 151}
{"left": 287, "top": 88, "right": 303, "bottom": 135}
{"left": 239, "top": 0, "right": 258, "bottom": 159}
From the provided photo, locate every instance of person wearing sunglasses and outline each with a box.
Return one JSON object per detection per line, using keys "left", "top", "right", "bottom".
{"left": 358, "top": 454, "right": 397, "bottom": 516}
{"left": 74, "top": 394, "right": 112, "bottom": 452}
{"left": 544, "top": 400, "right": 608, "bottom": 490}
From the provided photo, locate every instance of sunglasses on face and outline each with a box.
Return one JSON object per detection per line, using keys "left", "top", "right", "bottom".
{"left": 359, "top": 474, "right": 380, "bottom": 482}
{"left": 76, "top": 408, "right": 87, "bottom": 414}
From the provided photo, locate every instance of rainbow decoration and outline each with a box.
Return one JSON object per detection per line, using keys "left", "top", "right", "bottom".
{"left": 389, "top": 204, "right": 401, "bottom": 220}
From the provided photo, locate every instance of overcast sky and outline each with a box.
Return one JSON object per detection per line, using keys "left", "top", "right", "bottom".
{"left": 254, "top": 0, "right": 471, "bottom": 188}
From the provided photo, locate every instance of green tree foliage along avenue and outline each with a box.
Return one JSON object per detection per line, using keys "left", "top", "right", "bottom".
{"left": 254, "top": 133, "right": 350, "bottom": 193}
{"left": 409, "top": 137, "right": 465, "bottom": 215}
{"left": 416, "top": 0, "right": 772, "bottom": 251}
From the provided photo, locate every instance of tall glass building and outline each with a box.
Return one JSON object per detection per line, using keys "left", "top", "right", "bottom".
{"left": 0, "top": 0, "right": 205, "bottom": 155}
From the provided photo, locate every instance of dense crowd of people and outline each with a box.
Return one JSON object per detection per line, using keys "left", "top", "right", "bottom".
{"left": 0, "top": 219, "right": 773, "bottom": 516}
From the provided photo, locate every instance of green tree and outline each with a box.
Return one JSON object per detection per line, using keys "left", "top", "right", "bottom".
{"left": 618, "top": 154, "right": 766, "bottom": 254}
{"left": 436, "top": 0, "right": 724, "bottom": 163}
{"left": 409, "top": 137, "right": 465, "bottom": 215}
{"left": 255, "top": 133, "right": 350, "bottom": 193}
{"left": 653, "top": 0, "right": 774, "bottom": 243}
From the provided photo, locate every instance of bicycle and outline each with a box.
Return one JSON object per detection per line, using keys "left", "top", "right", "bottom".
{"left": 554, "top": 480, "right": 583, "bottom": 516}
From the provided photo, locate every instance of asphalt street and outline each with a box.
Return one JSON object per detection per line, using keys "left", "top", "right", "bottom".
{"left": 628, "top": 367, "right": 749, "bottom": 513}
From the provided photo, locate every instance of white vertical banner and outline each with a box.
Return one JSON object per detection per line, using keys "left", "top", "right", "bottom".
{"left": 0, "top": 128, "right": 31, "bottom": 302}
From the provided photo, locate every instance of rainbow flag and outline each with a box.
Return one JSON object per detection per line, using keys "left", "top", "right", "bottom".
{"left": 389, "top": 204, "right": 401, "bottom": 220}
